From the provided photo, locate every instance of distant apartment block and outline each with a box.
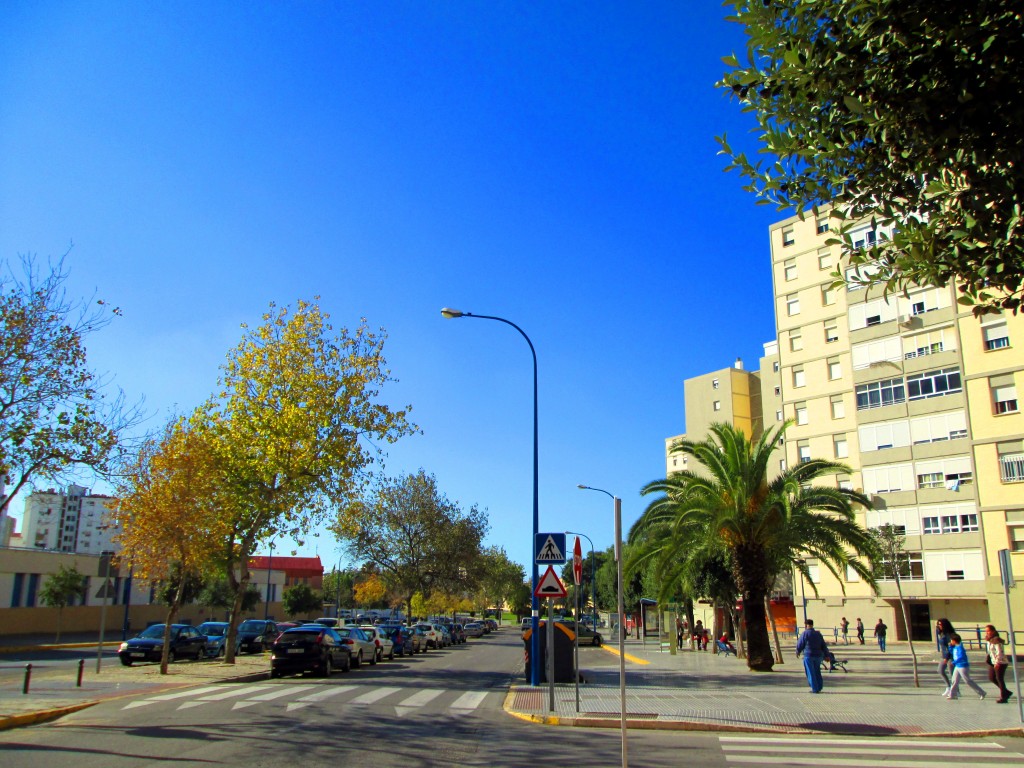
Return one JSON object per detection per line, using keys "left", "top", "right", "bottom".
{"left": 17, "top": 485, "right": 120, "bottom": 555}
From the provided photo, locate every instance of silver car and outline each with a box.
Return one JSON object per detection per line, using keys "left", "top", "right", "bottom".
{"left": 360, "top": 625, "right": 394, "bottom": 661}
{"left": 337, "top": 626, "right": 378, "bottom": 667}
{"left": 464, "top": 622, "right": 485, "bottom": 638}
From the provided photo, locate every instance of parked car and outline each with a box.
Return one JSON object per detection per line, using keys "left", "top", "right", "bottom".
{"left": 118, "top": 623, "right": 206, "bottom": 666}
{"left": 270, "top": 625, "right": 351, "bottom": 677}
{"left": 236, "top": 619, "right": 278, "bottom": 653}
{"left": 449, "top": 624, "right": 467, "bottom": 644}
{"left": 436, "top": 624, "right": 452, "bottom": 647}
{"left": 376, "top": 624, "right": 408, "bottom": 656}
{"left": 463, "top": 622, "right": 486, "bottom": 639}
{"left": 484, "top": 619, "right": 498, "bottom": 632}
{"left": 361, "top": 625, "right": 395, "bottom": 661}
{"left": 415, "top": 623, "right": 442, "bottom": 649}
{"left": 337, "top": 625, "right": 377, "bottom": 667}
{"left": 404, "top": 625, "right": 427, "bottom": 654}
{"left": 538, "top": 620, "right": 603, "bottom": 646}
{"left": 196, "top": 621, "right": 239, "bottom": 658}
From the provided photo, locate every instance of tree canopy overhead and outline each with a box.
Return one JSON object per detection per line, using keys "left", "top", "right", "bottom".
{"left": 718, "top": 1, "right": 1024, "bottom": 313}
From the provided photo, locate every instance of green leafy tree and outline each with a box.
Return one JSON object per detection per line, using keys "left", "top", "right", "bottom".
{"left": 481, "top": 546, "right": 526, "bottom": 623}
{"left": 332, "top": 470, "right": 489, "bottom": 619}
{"left": 321, "top": 569, "right": 355, "bottom": 613}
{"left": 155, "top": 564, "right": 205, "bottom": 607}
{"left": 282, "top": 583, "right": 323, "bottom": 618}
{"left": 196, "top": 299, "right": 415, "bottom": 663}
{"left": 870, "top": 524, "right": 921, "bottom": 687}
{"left": 38, "top": 564, "right": 86, "bottom": 642}
{"left": 718, "top": 1, "right": 1024, "bottom": 313}
{"left": 0, "top": 255, "right": 138, "bottom": 511}
{"left": 638, "top": 422, "right": 877, "bottom": 671}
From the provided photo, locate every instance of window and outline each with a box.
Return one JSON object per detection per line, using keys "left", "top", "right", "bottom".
{"left": 851, "top": 227, "right": 878, "bottom": 251}
{"left": 818, "top": 249, "right": 833, "bottom": 270}
{"left": 806, "top": 560, "right": 820, "bottom": 583}
{"left": 786, "top": 293, "right": 800, "bottom": 316}
{"left": 922, "top": 516, "right": 941, "bottom": 535}
{"left": 712, "top": 378, "right": 720, "bottom": 389}
{"left": 822, "top": 285, "right": 837, "bottom": 306}
{"left": 866, "top": 314, "right": 881, "bottom": 326}
{"left": 830, "top": 395, "right": 845, "bottom": 420}
{"left": 828, "top": 358, "right": 841, "bottom": 380}
{"left": 983, "top": 321, "right": 1010, "bottom": 351}
{"left": 845, "top": 263, "right": 881, "bottom": 291}
{"left": 859, "top": 421, "right": 911, "bottom": 452}
{"left": 915, "top": 456, "right": 973, "bottom": 490}
{"left": 793, "top": 367, "right": 806, "bottom": 388}
{"left": 784, "top": 259, "right": 797, "bottom": 281}
{"left": 923, "top": 512, "right": 979, "bottom": 534}
{"left": 780, "top": 459, "right": 787, "bottom": 471}
{"left": 797, "top": 441, "right": 811, "bottom": 463}
{"left": 992, "top": 377, "right": 1019, "bottom": 414}
{"left": 782, "top": 227, "right": 795, "bottom": 246}
{"left": 772, "top": 361, "right": 780, "bottom": 373}
{"left": 713, "top": 400, "right": 721, "bottom": 411}
{"left": 774, "top": 385, "right": 781, "bottom": 396}
{"left": 816, "top": 217, "right": 829, "bottom": 234}
{"left": 834, "top": 435, "right": 848, "bottom": 459}
{"left": 795, "top": 402, "right": 808, "bottom": 425}
{"left": 907, "top": 367, "right": 962, "bottom": 400}
{"left": 910, "top": 411, "right": 968, "bottom": 444}
{"left": 856, "top": 378, "right": 905, "bottom": 410}
{"left": 903, "top": 328, "right": 951, "bottom": 360}
{"left": 837, "top": 474, "right": 853, "bottom": 491}
{"left": 845, "top": 564, "right": 861, "bottom": 582}
{"left": 824, "top": 321, "right": 839, "bottom": 343}
{"left": 862, "top": 464, "right": 914, "bottom": 494}
{"left": 849, "top": 297, "right": 898, "bottom": 329}
{"left": 790, "top": 329, "right": 803, "bottom": 352}
{"left": 853, "top": 337, "right": 903, "bottom": 369}
{"left": 999, "top": 450, "right": 1024, "bottom": 483}
{"left": 1012, "top": 527, "right": 1024, "bottom": 553}
{"left": 878, "top": 552, "right": 924, "bottom": 581}
{"left": 776, "top": 409, "right": 783, "bottom": 421}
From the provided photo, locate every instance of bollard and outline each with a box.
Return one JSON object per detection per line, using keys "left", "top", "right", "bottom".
{"left": 77, "top": 658, "right": 85, "bottom": 687}
{"left": 23, "top": 663, "right": 32, "bottom": 694}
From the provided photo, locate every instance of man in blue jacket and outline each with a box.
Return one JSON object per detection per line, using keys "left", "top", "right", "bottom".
{"left": 796, "top": 619, "right": 827, "bottom": 693}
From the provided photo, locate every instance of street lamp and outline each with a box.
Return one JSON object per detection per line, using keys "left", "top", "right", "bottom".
{"left": 578, "top": 484, "right": 627, "bottom": 768}
{"left": 565, "top": 530, "right": 597, "bottom": 631}
{"left": 441, "top": 307, "right": 542, "bottom": 687}
{"left": 265, "top": 541, "right": 275, "bottom": 621}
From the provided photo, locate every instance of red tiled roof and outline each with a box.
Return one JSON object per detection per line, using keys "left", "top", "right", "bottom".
{"left": 249, "top": 555, "right": 323, "bottom": 571}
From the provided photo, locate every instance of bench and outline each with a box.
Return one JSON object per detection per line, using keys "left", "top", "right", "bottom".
{"left": 716, "top": 639, "right": 737, "bottom": 657}
{"left": 821, "top": 651, "right": 849, "bottom": 673}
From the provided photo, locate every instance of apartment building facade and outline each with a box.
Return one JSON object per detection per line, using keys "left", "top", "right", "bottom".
{"left": 17, "top": 485, "right": 120, "bottom": 555}
{"left": 767, "top": 210, "right": 1024, "bottom": 639}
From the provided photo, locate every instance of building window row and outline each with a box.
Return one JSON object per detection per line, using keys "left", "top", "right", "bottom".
{"left": 861, "top": 455, "right": 973, "bottom": 495}
{"left": 855, "top": 368, "right": 961, "bottom": 410}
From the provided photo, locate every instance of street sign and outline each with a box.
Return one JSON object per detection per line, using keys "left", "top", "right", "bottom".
{"left": 535, "top": 532, "right": 566, "bottom": 563}
{"left": 534, "top": 565, "right": 567, "bottom": 598}
{"left": 572, "top": 537, "right": 582, "bottom": 586}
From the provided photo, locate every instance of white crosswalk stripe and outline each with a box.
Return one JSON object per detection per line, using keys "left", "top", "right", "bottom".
{"left": 122, "top": 683, "right": 493, "bottom": 716}
{"left": 719, "top": 736, "right": 1024, "bottom": 766}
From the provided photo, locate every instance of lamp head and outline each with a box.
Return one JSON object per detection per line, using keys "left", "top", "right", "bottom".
{"left": 440, "top": 307, "right": 465, "bottom": 319}
{"left": 576, "top": 484, "right": 588, "bottom": 490}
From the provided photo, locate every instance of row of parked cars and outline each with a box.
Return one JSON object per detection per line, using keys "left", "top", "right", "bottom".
{"left": 116, "top": 617, "right": 502, "bottom": 676}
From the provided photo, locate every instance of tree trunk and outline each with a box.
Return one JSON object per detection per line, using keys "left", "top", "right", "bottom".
{"left": 224, "top": 550, "right": 252, "bottom": 665}
{"left": 766, "top": 595, "right": 784, "bottom": 665}
{"left": 160, "top": 577, "right": 184, "bottom": 675}
{"left": 729, "top": 604, "right": 746, "bottom": 659}
{"left": 894, "top": 576, "right": 920, "bottom": 687}
{"left": 741, "top": 590, "right": 773, "bottom": 670}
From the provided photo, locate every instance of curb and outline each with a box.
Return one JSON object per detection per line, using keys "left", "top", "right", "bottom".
{"left": 0, "top": 702, "right": 97, "bottom": 731}
{"left": 0, "top": 643, "right": 100, "bottom": 655}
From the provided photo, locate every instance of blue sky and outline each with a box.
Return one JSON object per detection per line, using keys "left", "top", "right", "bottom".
{"left": 0, "top": 2, "right": 782, "bottom": 574}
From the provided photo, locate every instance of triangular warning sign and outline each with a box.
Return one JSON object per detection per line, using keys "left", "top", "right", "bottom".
{"left": 534, "top": 565, "right": 567, "bottom": 598}
{"left": 536, "top": 535, "right": 565, "bottom": 562}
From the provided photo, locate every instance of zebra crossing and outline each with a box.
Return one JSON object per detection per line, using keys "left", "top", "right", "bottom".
{"left": 122, "top": 682, "right": 497, "bottom": 717}
{"left": 719, "top": 735, "right": 1024, "bottom": 766}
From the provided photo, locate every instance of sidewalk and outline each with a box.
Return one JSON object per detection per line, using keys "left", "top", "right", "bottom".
{"left": 0, "top": 635, "right": 269, "bottom": 730}
{"left": 504, "top": 637, "right": 1024, "bottom": 737}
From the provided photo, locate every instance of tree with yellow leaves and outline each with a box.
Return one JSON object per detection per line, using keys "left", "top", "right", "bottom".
{"left": 353, "top": 573, "right": 386, "bottom": 608}
{"left": 200, "top": 300, "right": 415, "bottom": 663}
{"left": 114, "top": 419, "right": 226, "bottom": 674}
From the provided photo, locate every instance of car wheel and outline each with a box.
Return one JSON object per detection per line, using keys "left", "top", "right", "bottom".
{"left": 354, "top": 650, "right": 362, "bottom": 668}
{"left": 217, "top": 644, "right": 225, "bottom": 658}
{"left": 270, "top": 668, "right": 281, "bottom": 678}
{"left": 120, "top": 657, "right": 132, "bottom": 667}
{"left": 321, "top": 656, "right": 332, "bottom": 677}
{"left": 594, "top": 637, "right": 602, "bottom": 647}
{"left": 169, "top": 650, "right": 177, "bottom": 663}
{"left": 340, "top": 653, "right": 350, "bottom": 672}
{"left": 388, "top": 647, "right": 394, "bottom": 660}
{"left": 369, "top": 650, "right": 378, "bottom": 665}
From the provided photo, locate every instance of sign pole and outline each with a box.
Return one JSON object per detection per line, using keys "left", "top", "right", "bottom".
{"left": 573, "top": 535, "right": 582, "bottom": 712}
{"left": 547, "top": 597, "right": 555, "bottom": 713}
{"left": 998, "top": 549, "right": 1023, "bottom": 723}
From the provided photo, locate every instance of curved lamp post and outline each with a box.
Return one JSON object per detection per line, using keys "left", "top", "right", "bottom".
{"left": 265, "top": 541, "right": 275, "bottom": 621}
{"left": 441, "top": 307, "right": 541, "bottom": 686}
{"left": 577, "top": 484, "right": 627, "bottom": 768}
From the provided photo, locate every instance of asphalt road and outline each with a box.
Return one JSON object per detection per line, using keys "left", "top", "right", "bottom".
{"left": 2, "top": 631, "right": 1022, "bottom": 767}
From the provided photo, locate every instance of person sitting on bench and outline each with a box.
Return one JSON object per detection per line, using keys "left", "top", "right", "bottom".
{"left": 717, "top": 633, "right": 737, "bottom": 656}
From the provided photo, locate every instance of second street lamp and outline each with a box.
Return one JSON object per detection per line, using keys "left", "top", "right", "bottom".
{"left": 565, "top": 530, "right": 597, "bottom": 631}
{"left": 441, "top": 307, "right": 542, "bottom": 686}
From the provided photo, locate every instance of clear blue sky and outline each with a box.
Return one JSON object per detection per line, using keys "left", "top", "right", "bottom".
{"left": 0, "top": 2, "right": 782, "bottom": 574}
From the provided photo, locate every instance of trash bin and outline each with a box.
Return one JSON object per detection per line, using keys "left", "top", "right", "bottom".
{"left": 523, "top": 621, "right": 577, "bottom": 683}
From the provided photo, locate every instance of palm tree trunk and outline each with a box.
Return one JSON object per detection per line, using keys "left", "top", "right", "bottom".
{"left": 894, "top": 575, "right": 920, "bottom": 687}
{"left": 765, "top": 595, "right": 784, "bottom": 665}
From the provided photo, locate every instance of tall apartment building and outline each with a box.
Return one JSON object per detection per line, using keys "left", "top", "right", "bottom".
{"left": 18, "top": 485, "right": 120, "bottom": 555}
{"left": 767, "top": 210, "right": 1024, "bottom": 639}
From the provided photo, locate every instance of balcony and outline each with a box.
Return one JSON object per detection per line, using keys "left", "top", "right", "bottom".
{"left": 1000, "top": 454, "right": 1024, "bottom": 484}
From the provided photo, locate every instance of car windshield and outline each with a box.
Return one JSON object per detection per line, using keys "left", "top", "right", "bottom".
{"left": 197, "top": 623, "right": 227, "bottom": 636}
{"left": 138, "top": 625, "right": 167, "bottom": 639}
{"left": 239, "top": 620, "right": 264, "bottom": 632}
{"left": 277, "top": 628, "right": 321, "bottom": 644}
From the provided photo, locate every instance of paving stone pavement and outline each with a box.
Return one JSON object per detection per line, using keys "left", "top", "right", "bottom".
{"left": 504, "top": 636, "right": 1024, "bottom": 735}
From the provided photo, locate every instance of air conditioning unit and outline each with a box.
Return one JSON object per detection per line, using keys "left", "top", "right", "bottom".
{"left": 899, "top": 314, "right": 915, "bottom": 327}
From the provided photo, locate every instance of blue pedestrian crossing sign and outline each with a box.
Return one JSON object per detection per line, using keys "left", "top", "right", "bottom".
{"left": 535, "top": 533, "right": 566, "bottom": 564}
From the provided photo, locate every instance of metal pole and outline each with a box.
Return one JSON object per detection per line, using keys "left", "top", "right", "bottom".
{"left": 121, "top": 562, "right": 133, "bottom": 641}
{"left": 998, "top": 549, "right": 1023, "bottom": 723}
{"left": 547, "top": 597, "right": 555, "bottom": 712}
{"left": 265, "top": 542, "right": 274, "bottom": 621}
{"left": 566, "top": 531, "right": 597, "bottom": 632}
{"left": 335, "top": 560, "right": 342, "bottom": 618}
{"left": 797, "top": 561, "right": 808, "bottom": 625}
{"left": 574, "top": 579, "right": 580, "bottom": 713}
{"left": 614, "top": 495, "right": 628, "bottom": 768}
{"left": 97, "top": 553, "right": 111, "bottom": 673}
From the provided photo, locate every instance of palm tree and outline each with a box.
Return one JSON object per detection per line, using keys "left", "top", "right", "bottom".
{"left": 637, "top": 421, "right": 877, "bottom": 671}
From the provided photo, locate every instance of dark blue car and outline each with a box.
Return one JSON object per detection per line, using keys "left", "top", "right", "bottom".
{"left": 118, "top": 624, "right": 205, "bottom": 665}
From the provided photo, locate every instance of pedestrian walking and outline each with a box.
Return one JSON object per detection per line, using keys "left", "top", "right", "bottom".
{"left": 856, "top": 618, "right": 865, "bottom": 645}
{"left": 840, "top": 617, "right": 849, "bottom": 645}
{"left": 796, "top": 619, "right": 827, "bottom": 693}
{"left": 985, "top": 624, "right": 1013, "bottom": 704}
{"left": 946, "top": 633, "right": 986, "bottom": 701}
{"left": 874, "top": 619, "right": 888, "bottom": 652}
{"left": 693, "top": 620, "right": 704, "bottom": 650}
{"left": 936, "top": 618, "right": 955, "bottom": 695}
{"left": 676, "top": 616, "right": 684, "bottom": 650}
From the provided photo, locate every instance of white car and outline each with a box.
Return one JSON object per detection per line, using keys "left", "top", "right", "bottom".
{"left": 415, "top": 623, "right": 442, "bottom": 649}
{"left": 360, "top": 626, "right": 394, "bottom": 661}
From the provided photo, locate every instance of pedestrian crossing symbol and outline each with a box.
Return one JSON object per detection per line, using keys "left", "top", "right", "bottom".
{"left": 535, "top": 532, "right": 566, "bottom": 563}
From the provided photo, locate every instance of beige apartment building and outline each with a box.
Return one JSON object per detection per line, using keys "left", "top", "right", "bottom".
{"left": 667, "top": 210, "right": 1024, "bottom": 641}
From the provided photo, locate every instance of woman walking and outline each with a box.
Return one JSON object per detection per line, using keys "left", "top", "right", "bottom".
{"left": 936, "top": 618, "right": 956, "bottom": 695}
{"left": 985, "top": 625, "right": 1013, "bottom": 704}
{"left": 946, "top": 633, "right": 987, "bottom": 701}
